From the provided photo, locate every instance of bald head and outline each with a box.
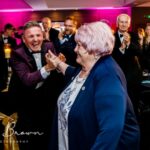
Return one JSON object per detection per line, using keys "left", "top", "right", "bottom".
{"left": 116, "top": 14, "right": 131, "bottom": 33}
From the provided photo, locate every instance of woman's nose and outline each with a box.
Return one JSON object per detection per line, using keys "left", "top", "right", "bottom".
{"left": 74, "top": 46, "right": 78, "bottom": 52}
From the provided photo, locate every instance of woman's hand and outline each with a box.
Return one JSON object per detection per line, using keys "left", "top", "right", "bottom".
{"left": 46, "top": 50, "right": 68, "bottom": 75}
{"left": 46, "top": 50, "right": 66, "bottom": 68}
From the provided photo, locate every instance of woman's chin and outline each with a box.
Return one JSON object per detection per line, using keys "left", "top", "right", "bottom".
{"left": 76, "top": 58, "right": 81, "bottom": 65}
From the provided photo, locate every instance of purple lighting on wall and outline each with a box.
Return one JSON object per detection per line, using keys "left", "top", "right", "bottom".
{"left": 0, "top": 7, "right": 131, "bottom": 35}
{"left": 0, "top": 9, "right": 33, "bottom": 12}
{"left": 80, "top": 7, "right": 131, "bottom": 30}
{"left": 0, "top": 0, "right": 31, "bottom": 10}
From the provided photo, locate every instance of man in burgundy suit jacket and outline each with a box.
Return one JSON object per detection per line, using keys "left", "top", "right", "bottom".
{"left": 8, "top": 21, "right": 56, "bottom": 150}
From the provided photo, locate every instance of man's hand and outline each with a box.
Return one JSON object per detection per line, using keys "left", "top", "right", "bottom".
{"left": 123, "top": 32, "right": 131, "bottom": 47}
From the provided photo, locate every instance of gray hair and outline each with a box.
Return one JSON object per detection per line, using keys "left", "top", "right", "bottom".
{"left": 23, "top": 21, "right": 42, "bottom": 32}
{"left": 75, "top": 21, "right": 115, "bottom": 56}
{"left": 116, "top": 14, "right": 131, "bottom": 27}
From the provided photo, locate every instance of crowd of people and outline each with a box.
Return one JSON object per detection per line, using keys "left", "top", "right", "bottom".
{"left": 0, "top": 13, "right": 149, "bottom": 150}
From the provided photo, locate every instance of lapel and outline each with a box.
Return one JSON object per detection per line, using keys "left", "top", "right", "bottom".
{"left": 115, "top": 32, "right": 122, "bottom": 47}
{"left": 69, "top": 34, "right": 75, "bottom": 42}
{"left": 67, "top": 57, "right": 107, "bottom": 109}
{"left": 66, "top": 59, "right": 101, "bottom": 106}
{"left": 24, "top": 45, "right": 37, "bottom": 70}
{"left": 23, "top": 43, "right": 47, "bottom": 70}
{"left": 41, "top": 43, "right": 47, "bottom": 66}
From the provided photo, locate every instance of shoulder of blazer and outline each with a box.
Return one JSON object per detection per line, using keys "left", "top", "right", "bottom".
{"left": 50, "top": 28, "right": 59, "bottom": 35}
{"left": 42, "top": 41, "right": 56, "bottom": 54}
{"left": 12, "top": 46, "right": 29, "bottom": 59}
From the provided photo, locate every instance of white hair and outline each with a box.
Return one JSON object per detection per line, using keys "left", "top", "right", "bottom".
{"left": 75, "top": 21, "right": 115, "bottom": 56}
{"left": 116, "top": 13, "right": 131, "bottom": 27}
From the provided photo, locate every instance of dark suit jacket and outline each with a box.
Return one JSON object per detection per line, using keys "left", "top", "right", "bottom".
{"left": 8, "top": 42, "right": 63, "bottom": 150}
{"left": 55, "top": 34, "right": 78, "bottom": 67}
{"left": 112, "top": 31, "right": 142, "bottom": 85}
{"left": 9, "top": 42, "right": 55, "bottom": 106}
{"left": 49, "top": 28, "right": 59, "bottom": 43}
{"left": 50, "top": 56, "right": 140, "bottom": 150}
{"left": 0, "top": 33, "right": 17, "bottom": 50}
{"left": 0, "top": 41, "right": 8, "bottom": 91}
{"left": 140, "top": 41, "right": 150, "bottom": 71}
{"left": 43, "top": 28, "right": 59, "bottom": 50}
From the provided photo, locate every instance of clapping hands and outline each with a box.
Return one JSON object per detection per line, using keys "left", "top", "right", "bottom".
{"left": 46, "top": 50, "right": 66, "bottom": 70}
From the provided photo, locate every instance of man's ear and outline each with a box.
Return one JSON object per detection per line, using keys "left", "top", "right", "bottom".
{"left": 22, "top": 35, "right": 25, "bottom": 43}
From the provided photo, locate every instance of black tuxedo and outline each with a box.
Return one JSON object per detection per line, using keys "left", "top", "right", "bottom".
{"left": 43, "top": 28, "right": 59, "bottom": 50}
{"left": 8, "top": 42, "right": 60, "bottom": 150}
{"left": 112, "top": 32, "right": 142, "bottom": 84}
{"left": 140, "top": 40, "right": 150, "bottom": 71}
{"left": 112, "top": 31, "right": 142, "bottom": 116}
{"left": 55, "top": 34, "right": 78, "bottom": 67}
{"left": 0, "top": 41, "right": 8, "bottom": 91}
{"left": 49, "top": 28, "right": 59, "bottom": 43}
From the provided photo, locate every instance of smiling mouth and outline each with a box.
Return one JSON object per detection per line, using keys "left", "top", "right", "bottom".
{"left": 32, "top": 44, "right": 39, "bottom": 47}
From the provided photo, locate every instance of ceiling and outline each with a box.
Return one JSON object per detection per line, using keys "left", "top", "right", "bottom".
{"left": 0, "top": 0, "right": 150, "bottom": 12}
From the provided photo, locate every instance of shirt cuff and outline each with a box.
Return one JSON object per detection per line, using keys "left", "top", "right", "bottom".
{"left": 59, "top": 38, "right": 67, "bottom": 44}
{"left": 40, "top": 67, "right": 50, "bottom": 79}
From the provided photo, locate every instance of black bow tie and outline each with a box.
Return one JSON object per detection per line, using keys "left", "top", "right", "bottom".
{"left": 64, "top": 35, "right": 70, "bottom": 39}
{"left": 120, "top": 34, "right": 123, "bottom": 38}
{"left": 3, "top": 37, "right": 8, "bottom": 40}
{"left": 31, "top": 51, "right": 41, "bottom": 54}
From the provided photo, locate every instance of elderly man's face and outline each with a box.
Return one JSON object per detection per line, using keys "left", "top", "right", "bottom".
{"left": 117, "top": 15, "right": 130, "bottom": 33}
{"left": 23, "top": 26, "right": 44, "bottom": 52}
{"left": 42, "top": 18, "right": 51, "bottom": 31}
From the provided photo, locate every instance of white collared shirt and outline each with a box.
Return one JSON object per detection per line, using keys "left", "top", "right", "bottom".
{"left": 2, "top": 34, "right": 8, "bottom": 44}
{"left": 31, "top": 51, "right": 50, "bottom": 89}
{"left": 59, "top": 34, "right": 72, "bottom": 45}
{"left": 118, "top": 32, "right": 126, "bottom": 54}
{"left": 118, "top": 31, "right": 124, "bottom": 43}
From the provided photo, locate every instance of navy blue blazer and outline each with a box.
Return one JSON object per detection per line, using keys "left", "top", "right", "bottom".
{"left": 50, "top": 55, "right": 140, "bottom": 150}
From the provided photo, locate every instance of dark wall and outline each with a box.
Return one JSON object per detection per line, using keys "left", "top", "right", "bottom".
{"left": 132, "top": 7, "right": 150, "bottom": 32}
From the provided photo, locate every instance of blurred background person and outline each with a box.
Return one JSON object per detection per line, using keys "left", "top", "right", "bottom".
{"left": 8, "top": 21, "right": 56, "bottom": 150}
{"left": 0, "top": 23, "right": 17, "bottom": 49}
{"left": 42, "top": 16, "right": 67, "bottom": 114}
{"left": 0, "top": 23, "right": 17, "bottom": 92}
{"left": 14, "top": 26, "right": 24, "bottom": 47}
{"left": 55, "top": 16, "right": 79, "bottom": 66}
{"left": 139, "top": 24, "right": 150, "bottom": 73}
{"left": 47, "top": 21, "right": 140, "bottom": 150}
{"left": 42, "top": 17, "right": 59, "bottom": 49}
{"left": 112, "top": 14, "right": 142, "bottom": 118}
{"left": 137, "top": 27, "right": 145, "bottom": 47}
